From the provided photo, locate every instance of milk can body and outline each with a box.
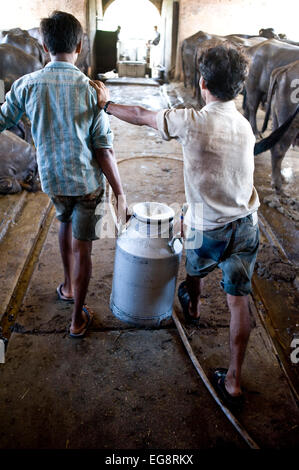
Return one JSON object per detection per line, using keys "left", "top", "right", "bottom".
{"left": 110, "top": 202, "right": 182, "bottom": 326}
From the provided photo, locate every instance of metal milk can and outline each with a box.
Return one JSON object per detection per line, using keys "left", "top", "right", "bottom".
{"left": 110, "top": 202, "right": 183, "bottom": 326}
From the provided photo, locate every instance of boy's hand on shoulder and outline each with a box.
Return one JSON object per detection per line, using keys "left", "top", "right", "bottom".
{"left": 89, "top": 80, "right": 110, "bottom": 109}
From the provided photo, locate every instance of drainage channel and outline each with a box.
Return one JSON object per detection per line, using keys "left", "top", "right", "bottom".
{"left": 0, "top": 204, "right": 55, "bottom": 345}
{"left": 252, "top": 212, "right": 299, "bottom": 404}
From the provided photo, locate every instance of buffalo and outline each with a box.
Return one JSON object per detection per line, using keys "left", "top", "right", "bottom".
{"left": 0, "top": 130, "right": 39, "bottom": 194}
{"left": 244, "top": 39, "right": 299, "bottom": 135}
{"left": 0, "top": 43, "right": 42, "bottom": 93}
{"left": 261, "top": 60, "right": 299, "bottom": 192}
{"left": 0, "top": 28, "right": 45, "bottom": 65}
{"left": 259, "top": 28, "right": 279, "bottom": 39}
{"left": 7, "top": 116, "right": 33, "bottom": 145}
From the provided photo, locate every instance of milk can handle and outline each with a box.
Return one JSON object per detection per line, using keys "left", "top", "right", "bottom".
{"left": 110, "top": 202, "right": 129, "bottom": 236}
{"left": 168, "top": 232, "right": 183, "bottom": 253}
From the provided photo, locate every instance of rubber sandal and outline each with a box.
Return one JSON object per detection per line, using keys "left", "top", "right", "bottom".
{"left": 178, "top": 281, "right": 200, "bottom": 325}
{"left": 69, "top": 306, "right": 94, "bottom": 339}
{"left": 212, "top": 368, "right": 244, "bottom": 410}
{"left": 57, "top": 283, "right": 74, "bottom": 302}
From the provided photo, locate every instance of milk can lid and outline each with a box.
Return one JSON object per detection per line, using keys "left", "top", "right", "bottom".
{"left": 133, "top": 202, "right": 175, "bottom": 223}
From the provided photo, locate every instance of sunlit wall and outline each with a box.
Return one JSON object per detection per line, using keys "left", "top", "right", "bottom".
{"left": 175, "top": 0, "right": 299, "bottom": 78}
{"left": 0, "top": 0, "right": 87, "bottom": 30}
{"left": 100, "top": 0, "right": 161, "bottom": 40}
{"left": 177, "top": 0, "right": 298, "bottom": 44}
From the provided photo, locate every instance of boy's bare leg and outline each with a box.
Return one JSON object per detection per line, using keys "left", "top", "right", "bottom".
{"left": 186, "top": 274, "right": 203, "bottom": 318}
{"left": 58, "top": 221, "right": 74, "bottom": 298}
{"left": 70, "top": 238, "right": 93, "bottom": 333}
{"left": 225, "top": 294, "right": 251, "bottom": 396}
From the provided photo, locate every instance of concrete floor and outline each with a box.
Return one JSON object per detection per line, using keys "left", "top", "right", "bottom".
{"left": 0, "top": 81, "right": 299, "bottom": 449}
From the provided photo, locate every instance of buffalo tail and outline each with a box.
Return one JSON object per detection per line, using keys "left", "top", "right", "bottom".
{"left": 254, "top": 104, "right": 299, "bottom": 155}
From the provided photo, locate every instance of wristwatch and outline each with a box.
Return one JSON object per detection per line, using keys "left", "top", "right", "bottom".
{"left": 103, "top": 101, "right": 114, "bottom": 114}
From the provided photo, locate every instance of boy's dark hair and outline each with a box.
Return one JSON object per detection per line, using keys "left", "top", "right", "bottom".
{"left": 40, "top": 11, "right": 83, "bottom": 55}
{"left": 198, "top": 45, "right": 248, "bottom": 101}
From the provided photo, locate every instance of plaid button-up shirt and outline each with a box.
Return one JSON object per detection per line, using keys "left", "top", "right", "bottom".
{"left": 0, "top": 61, "right": 113, "bottom": 196}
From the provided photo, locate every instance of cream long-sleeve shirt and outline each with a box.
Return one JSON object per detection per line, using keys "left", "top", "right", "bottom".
{"left": 156, "top": 100, "right": 260, "bottom": 230}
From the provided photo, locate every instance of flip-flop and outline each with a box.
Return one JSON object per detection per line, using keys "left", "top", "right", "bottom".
{"left": 212, "top": 368, "right": 244, "bottom": 410}
{"left": 57, "top": 283, "right": 74, "bottom": 303}
{"left": 178, "top": 281, "right": 200, "bottom": 325}
{"left": 69, "top": 306, "right": 94, "bottom": 339}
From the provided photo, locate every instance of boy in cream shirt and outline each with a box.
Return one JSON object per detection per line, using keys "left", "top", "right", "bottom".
{"left": 90, "top": 46, "right": 259, "bottom": 409}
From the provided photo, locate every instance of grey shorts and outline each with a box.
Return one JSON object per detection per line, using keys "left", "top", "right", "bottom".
{"left": 51, "top": 186, "right": 105, "bottom": 241}
{"left": 185, "top": 214, "right": 260, "bottom": 296}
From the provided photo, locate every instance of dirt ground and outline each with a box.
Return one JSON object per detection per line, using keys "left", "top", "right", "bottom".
{"left": 0, "top": 80, "right": 299, "bottom": 450}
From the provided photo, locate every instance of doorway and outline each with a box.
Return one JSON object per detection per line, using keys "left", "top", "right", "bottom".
{"left": 97, "top": 0, "right": 161, "bottom": 78}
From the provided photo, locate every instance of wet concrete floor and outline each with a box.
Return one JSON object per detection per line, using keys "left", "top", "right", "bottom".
{"left": 0, "top": 80, "right": 299, "bottom": 449}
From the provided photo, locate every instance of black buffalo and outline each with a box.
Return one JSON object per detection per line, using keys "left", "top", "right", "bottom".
{"left": 261, "top": 61, "right": 299, "bottom": 192}
{"left": 0, "top": 28, "right": 45, "bottom": 65}
{"left": 0, "top": 43, "right": 42, "bottom": 93}
{"left": 0, "top": 130, "right": 39, "bottom": 194}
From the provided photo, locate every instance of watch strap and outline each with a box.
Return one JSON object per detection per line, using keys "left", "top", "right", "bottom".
{"left": 103, "top": 101, "right": 114, "bottom": 114}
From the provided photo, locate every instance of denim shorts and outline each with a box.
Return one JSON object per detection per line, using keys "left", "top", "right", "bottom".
{"left": 185, "top": 214, "right": 259, "bottom": 296}
{"left": 51, "top": 186, "right": 105, "bottom": 241}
